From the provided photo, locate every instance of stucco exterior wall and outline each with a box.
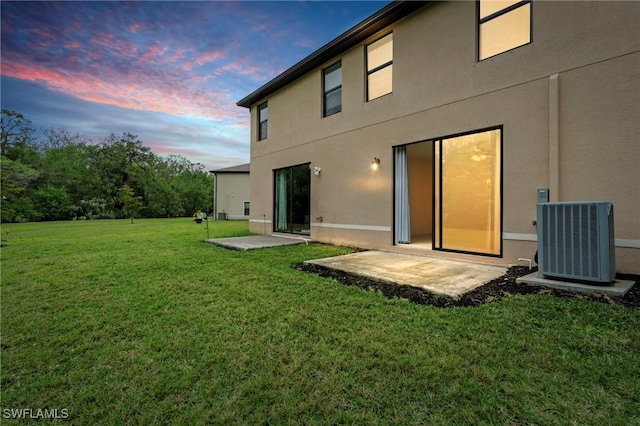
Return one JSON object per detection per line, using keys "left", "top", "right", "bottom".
{"left": 247, "top": 1, "right": 640, "bottom": 272}
{"left": 215, "top": 173, "right": 250, "bottom": 220}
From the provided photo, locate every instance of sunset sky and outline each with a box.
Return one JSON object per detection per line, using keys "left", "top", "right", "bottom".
{"left": 1, "top": 1, "right": 387, "bottom": 170}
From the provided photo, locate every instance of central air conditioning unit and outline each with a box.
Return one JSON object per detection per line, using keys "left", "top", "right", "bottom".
{"left": 537, "top": 202, "right": 615, "bottom": 284}
{"left": 217, "top": 212, "right": 228, "bottom": 220}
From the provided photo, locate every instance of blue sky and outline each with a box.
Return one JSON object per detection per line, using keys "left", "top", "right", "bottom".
{"left": 1, "top": 1, "right": 388, "bottom": 170}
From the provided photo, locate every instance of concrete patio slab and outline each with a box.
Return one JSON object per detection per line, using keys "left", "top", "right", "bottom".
{"left": 305, "top": 251, "right": 506, "bottom": 297}
{"left": 516, "top": 272, "right": 635, "bottom": 296}
{"left": 205, "top": 235, "right": 310, "bottom": 251}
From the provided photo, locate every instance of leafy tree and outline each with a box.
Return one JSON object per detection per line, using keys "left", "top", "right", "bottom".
{"left": 91, "top": 133, "right": 152, "bottom": 208}
{"left": 1, "top": 109, "right": 40, "bottom": 164}
{"left": 1, "top": 111, "right": 216, "bottom": 223}
{"left": 4, "top": 196, "right": 39, "bottom": 223}
{"left": 167, "top": 155, "right": 213, "bottom": 216}
{"left": 1, "top": 110, "right": 42, "bottom": 222}
{"left": 32, "top": 186, "right": 75, "bottom": 221}
{"left": 79, "top": 198, "right": 109, "bottom": 220}
{"left": 0, "top": 157, "right": 40, "bottom": 222}
{"left": 39, "top": 129, "right": 98, "bottom": 205}
{"left": 118, "top": 184, "right": 143, "bottom": 223}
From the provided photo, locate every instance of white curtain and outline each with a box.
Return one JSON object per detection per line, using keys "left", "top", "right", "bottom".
{"left": 394, "top": 146, "right": 411, "bottom": 244}
{"left": 276, "top": 170, "right": 288, "bottom": 231}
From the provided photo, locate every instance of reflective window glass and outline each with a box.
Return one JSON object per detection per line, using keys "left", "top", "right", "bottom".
{"left": 479, "top": 1, "right": 531, "bottom": 60}
{"left": 366, "top": 33, "right": 393, "bottom": 100}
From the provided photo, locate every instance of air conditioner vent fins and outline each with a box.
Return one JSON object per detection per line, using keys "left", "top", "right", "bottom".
{"left": 537, "top": 202, "right": 615, "bottom": 284}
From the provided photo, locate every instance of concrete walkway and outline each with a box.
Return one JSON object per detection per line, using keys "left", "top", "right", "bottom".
{"left": 205, "top": 234, "right": 311, "bottom": 251}
{"left": 305, "top": 251, "right": 506, "bottom": 297}
{"left": 205, "top": 236, "right": 506, "bottom": 297}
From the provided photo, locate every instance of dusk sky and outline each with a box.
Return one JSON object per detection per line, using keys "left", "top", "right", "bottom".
{"left": 1, "top": 1, "right": 388, "bottom": 170}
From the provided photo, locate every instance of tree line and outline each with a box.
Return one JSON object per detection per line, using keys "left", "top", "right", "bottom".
{"left": 1, "top": 109, "right": 213, "bottom": 223}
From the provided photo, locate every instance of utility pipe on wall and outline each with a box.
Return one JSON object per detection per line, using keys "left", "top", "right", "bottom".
{"left": 549, "top": 74, "right": 559, "bottom": 202}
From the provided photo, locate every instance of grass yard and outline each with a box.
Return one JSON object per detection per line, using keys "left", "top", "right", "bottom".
{"left": 1, "top": 219, "right": 639, "bottom": 425}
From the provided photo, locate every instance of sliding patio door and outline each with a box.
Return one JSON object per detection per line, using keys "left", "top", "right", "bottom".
{"left": 274, "top": 163, "right": 310, "bottom": 235}
{"left": 434, "top": 128, "right": 501, "bottom": 255}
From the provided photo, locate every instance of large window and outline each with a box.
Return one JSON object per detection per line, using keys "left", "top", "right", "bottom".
{"left": 478, "top": 0, "right": 531, "bottom": 60}
{"left": 366, "top": 33, "right": 393, "bottom": 101}
{"left": 323, "top": 61, "right": 342, "bottom": 117}
{"left": 258, "top": 101, "right": 268, "bottom": 140}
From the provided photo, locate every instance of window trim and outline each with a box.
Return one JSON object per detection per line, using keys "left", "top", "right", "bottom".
{"left": 477, "top": 0, "right": 532, "bottom": 61}
{"left": 258, "top": 101, "right": 268, "bottom": 141}
{"left": 365, "top": 33, "right": 393, "bottom": 101}
{"left": 323, "top": 61, "right": 342, "bottom": 117}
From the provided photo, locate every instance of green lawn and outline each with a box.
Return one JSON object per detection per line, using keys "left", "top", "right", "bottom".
{"left": 1, "top": 219, "right": 639, "bottom": 425}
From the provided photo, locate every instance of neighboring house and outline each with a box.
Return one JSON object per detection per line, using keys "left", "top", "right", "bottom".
{"left": 237, "top": 1, "right": 640, "bottom": 272}
{"left": 210, "top": 163, "right": 250, "bottom": 220}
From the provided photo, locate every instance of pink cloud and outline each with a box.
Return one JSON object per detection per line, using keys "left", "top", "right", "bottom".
{"left": 214, "top": 60, "right": 264, "bottom": 78}
{"left": 139, "top": 44, "right": 169, "bottom": 63}
{"left": 64, "top": 40, "right": 82, "bottom": 49}
{"left": 128, "top": 22, "right": 149, "bottom": 33}
{"left": 293, "top": 37, "right": 315, "bottom": 49}
{"left": 89, "top": 31, "right": 139, "bottom": 59}
{"left": 1, "top": 60, "right": 245, "bottom": 124}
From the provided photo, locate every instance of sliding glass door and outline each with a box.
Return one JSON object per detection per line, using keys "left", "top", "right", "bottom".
{"left": 394, "top": 128, "right": 501, "bottom": 256}
{"left": 435, "top": 128, "right": 501, "bottom": 255}
{"left": 274, "top": 163, "right": 310, "bottom": 235}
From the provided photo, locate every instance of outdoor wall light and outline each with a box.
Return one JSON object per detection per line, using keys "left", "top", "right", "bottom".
{"left": 314, "top": 166, "right": 322, "bottom": 176}
{"left": 371, "top": 157, "right": 380, "bottom": 170}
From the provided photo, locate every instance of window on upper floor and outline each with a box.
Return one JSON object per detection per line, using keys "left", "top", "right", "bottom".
{"left": 366, "top": 33, "right": 393, "bottom": 101}
{"left": 258, "top": 101, "right": 268, "bottom": 140}
{"left": 478, "top": 0, "right": 532, "bottom": 60}
{"left": 323, "top": 61, "right": 342, "bottom": 117}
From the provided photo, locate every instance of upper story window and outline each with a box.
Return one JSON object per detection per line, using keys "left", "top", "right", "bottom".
{"left": 258, "top": 101, "right": 268, "bottom": 140}
{"left": 478, "top": 0, "right": 532, "bottom": 60}
{"left": 323, "top": 61, "right": 342, "bottom": 117}
{"left": 366, "top": 33, "right": 393, "bottom": 101}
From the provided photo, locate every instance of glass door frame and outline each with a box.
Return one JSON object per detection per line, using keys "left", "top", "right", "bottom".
{"left": 432, "top": 126, "right": 503, "bottom": 257}
{"left": 273, "top": 162, "right": 311, "bottom": 235}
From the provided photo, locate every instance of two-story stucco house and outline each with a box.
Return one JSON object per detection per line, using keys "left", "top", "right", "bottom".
{"left": 237, "top": 1, "right": 639, "bottom": 272}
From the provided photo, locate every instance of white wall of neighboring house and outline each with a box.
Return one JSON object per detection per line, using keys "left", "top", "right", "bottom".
{"left": 213, "top": 168, "right": 250, "bottom": 220}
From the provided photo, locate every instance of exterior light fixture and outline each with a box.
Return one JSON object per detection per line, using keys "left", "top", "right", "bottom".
{"left": 371, "top": 157, "right": 380, "bottom": 170}
{"left": 314, "top": 166, "right": 322, "bottom": 176}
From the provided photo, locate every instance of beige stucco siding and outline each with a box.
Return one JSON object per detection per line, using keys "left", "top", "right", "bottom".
{"left": 215, "top": 173, "right": 250, "bottom": 220}
{"left": 247, "top": 1, "right": 640, "bottom": 272}
{"left": 558, "top": 54, "right": 639, "bottom": 236}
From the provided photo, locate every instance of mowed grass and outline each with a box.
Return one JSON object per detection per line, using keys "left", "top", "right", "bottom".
{"left": 1, "top": 219, "right": 639, "bottom": 425}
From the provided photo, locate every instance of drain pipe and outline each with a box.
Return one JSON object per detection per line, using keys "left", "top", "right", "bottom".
{"left": 517, "top": 258, "right": 533, "bottom": 269}
{"left": 273, "top": 233, "right": 312, "bottom": 246}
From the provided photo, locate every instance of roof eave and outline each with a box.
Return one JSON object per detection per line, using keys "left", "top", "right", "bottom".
{"left": 236, "top": 1, "right": 428, "bottom": 109}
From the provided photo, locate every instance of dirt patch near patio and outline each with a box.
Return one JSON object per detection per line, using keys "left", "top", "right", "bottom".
{"left": 294, "top": 263, "right": 640, "bottom": 309}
